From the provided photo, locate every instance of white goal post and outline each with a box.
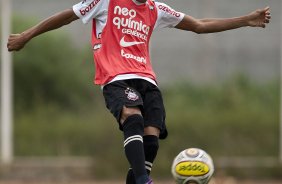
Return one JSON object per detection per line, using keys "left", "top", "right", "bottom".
{"left": 1, "top": 0, "right": 13, "bottom": 164}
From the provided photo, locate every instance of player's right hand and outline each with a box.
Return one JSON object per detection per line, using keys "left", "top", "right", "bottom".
{"left": 7, "top": 33, "right": 29, "bottom": 52}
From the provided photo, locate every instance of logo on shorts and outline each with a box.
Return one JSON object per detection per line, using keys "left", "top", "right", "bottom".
{"left": 125, "top": 88, "right": 139, "bottom": 101}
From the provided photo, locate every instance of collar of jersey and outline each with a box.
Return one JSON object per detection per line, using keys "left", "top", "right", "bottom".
{"left": 132, "top": 0, "right": 146, "bottom": 5}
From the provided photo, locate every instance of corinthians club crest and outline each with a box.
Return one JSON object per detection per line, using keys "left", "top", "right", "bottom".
{"left": 125, "top": 88, "right": 139, "bottom": 101}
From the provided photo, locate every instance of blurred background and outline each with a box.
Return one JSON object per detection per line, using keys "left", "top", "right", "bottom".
{"left": 0, "top": 0, "right": 281, "bottom": 183}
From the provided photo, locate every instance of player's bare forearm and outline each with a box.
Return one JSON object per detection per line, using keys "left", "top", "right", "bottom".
{"left": 7, "top": 9, "right": 78, "bottom": 52}
{"left": 176, "top": 6, "right": 271, "bottom": 34}
{"left": 193, "top": 16, "right": 250, "bottom": 33}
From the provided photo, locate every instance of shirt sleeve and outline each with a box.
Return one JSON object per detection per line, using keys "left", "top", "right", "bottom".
{"left": 154, "top": 2, "right": 185, "bottom": 30}
{"left": 72, "top": 0, "right": 108, "bottom": 24}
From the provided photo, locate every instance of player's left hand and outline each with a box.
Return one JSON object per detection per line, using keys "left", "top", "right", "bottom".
{"left": 247, "top": 6, "right": 271, "bottom": 28}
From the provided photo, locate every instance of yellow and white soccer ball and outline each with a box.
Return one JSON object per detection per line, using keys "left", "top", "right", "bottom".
{"left": 171, "top": 148, "right": 214, "bottom": 184}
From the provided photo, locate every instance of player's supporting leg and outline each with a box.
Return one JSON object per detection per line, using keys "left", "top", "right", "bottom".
{"left": 121, "top": 107, "right": 150, "bottom": 184}
{"left": 143, "top": 134, "right": 159, "bottom": 174}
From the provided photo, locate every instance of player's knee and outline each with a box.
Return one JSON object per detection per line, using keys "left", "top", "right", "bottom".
{"left": 144, "top": 126, "right": 160, "bottom": 137}
{"left": 122, "top": 114, "right": 144, "bottom": 137}
{"left": 120, "top": 106, "right": 142, "bottom": 124}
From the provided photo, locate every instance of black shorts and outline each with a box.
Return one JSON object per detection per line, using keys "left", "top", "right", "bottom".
{"left": 102, "top": 79, "right": 167, "bottom": 139}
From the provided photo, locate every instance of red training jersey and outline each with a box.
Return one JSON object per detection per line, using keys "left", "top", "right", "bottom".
{"left": 73, "top": 0, "right": 185, "bottom": 85}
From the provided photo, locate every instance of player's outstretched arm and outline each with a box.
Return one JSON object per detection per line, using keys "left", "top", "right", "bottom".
{"left": 7, "top": 9, "right": 79, "bottom": 52}
{"left": 175, "top": 6, "right": 271, "bottom": 34}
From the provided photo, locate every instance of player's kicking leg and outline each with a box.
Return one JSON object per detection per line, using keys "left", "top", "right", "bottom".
{"left": 120, "top": 106, "right": 151, "bottom": 184}
{"left": 126, "top": 126, "right": 160, "bottom": 184}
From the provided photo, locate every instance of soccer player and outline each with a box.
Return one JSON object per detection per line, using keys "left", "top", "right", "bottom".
{"left": 7, "top": 0, "right": 271, "bottom": 183}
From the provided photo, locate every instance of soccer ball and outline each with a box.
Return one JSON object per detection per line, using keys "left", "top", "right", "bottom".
{"left": 171, "top": 148, "right": 214, "bottom": 184}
